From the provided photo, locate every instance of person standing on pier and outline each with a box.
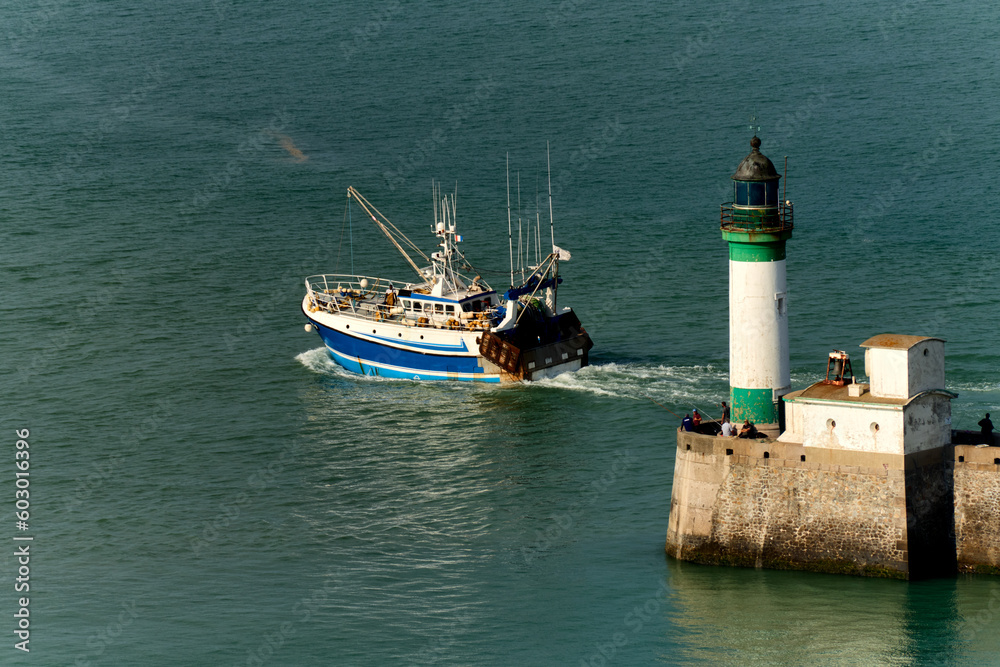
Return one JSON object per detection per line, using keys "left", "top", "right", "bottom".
{"left": 681, "top": 414, "right": 693, "bottom": 432}
{"left": 980, "top": 413, "right": 995, "bottom": 446}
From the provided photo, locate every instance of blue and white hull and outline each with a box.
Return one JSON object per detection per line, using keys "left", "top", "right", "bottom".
{"left": 302, "top": 296, "right": 502, "bottom": 382}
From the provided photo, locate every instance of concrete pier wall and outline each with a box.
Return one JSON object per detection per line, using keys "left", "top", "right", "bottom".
{"left": 666, "top": 430, "right": 955, "bottom": 579}
{"left": 954, "top": 444, "right": 1000, "bottom": 574}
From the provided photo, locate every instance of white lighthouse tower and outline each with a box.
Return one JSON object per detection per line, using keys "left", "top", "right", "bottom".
{"left": 721, "top": 135, "right": 794, "bottom": 431}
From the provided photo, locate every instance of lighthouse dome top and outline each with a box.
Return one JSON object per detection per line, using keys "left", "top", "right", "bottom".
{"left": 732, "top": 136, "right": 781, "bottom": 182}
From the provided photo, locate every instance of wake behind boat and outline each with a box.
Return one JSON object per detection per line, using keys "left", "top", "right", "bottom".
{"left": 301, "top": 182, "right": 593, "bottom": 383}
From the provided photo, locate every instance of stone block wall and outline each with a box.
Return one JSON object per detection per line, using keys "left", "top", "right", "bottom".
{"left": 954, "top": 445, "right": 1000, "bottom": 574}
{"left": 667, "top": 430, "right": 955, "bottom": 579}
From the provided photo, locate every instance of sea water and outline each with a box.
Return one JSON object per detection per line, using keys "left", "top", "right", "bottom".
{"left": 3, "top": 0, "right": 999, "bottom": 664}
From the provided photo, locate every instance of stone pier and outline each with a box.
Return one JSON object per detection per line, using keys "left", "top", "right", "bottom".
{"left": 666, "top": 429, "right": 956, "bottom": 579}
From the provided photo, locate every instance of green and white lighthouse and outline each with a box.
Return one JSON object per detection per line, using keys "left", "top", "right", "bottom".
{"left": 722, "top": 135, "right": 793, "bottom": 429}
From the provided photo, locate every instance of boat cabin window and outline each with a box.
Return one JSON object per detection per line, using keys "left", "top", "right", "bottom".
{"left": 411, "top": 301, "right": 421, "bottom": 311}
{"left": 402, "top": 299, "right": 412, "bottom": 310}
{"left": 434, "top": 304, "right": 443, "bottom": 313}
{"left": 445, "top": 305, "right": 455, "bottom": 314}
{"left": 461, "top": 297, "right": 493, "bottom": 312}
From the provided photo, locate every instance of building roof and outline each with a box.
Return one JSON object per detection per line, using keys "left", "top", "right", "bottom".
{"left": 859, "top": 334, "right": 945, "bottom": 350}
{"left": 785, "top": 382, "right": 907, "bottom": 406}
{"left": 731, "top": 136, "right": 781, "bottom": 182}
{"left": 784, "top": 381, "right": 957, "bottom": 407}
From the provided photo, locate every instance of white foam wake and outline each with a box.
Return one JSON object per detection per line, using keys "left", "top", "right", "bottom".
{"left": 294, "top": 347, "right": 397, "bottom": 383}
{"left": 295, "top": 349, "right": 733, "bottom": 414}
{"left": 296, "top": 347, "right": 341, "bottom": 374}
{"left": 532, "top": 361, "right": 729, "bottom": 409}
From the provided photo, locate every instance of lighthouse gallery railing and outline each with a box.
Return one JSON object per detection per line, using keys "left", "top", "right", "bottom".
{"left": 720, "top": 202, "right": 794, "bottom": 233}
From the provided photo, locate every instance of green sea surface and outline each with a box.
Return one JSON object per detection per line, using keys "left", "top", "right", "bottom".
{"left": 2, "top": 0, "right": 999, "bottom": 664}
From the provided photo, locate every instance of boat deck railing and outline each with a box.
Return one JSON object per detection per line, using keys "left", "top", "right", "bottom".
{"left": 304, "top": 274, "right": 497, "bottom": 331}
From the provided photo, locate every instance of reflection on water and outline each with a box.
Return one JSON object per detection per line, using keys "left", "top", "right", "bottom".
{"left": 664, "top": 559, "right": 1000, "bottom": 665}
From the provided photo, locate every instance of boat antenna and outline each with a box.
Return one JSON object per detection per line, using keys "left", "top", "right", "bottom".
{"left": 535, "top": 176, "right": 541, "bottom": 266}
{"left": 536, "top": 209, "right": 541, "bottom": 267}
{"left": 517, "top": 171, "right": 523, "bottom": 281}
{"left": 450, "top": 183, "right": 458, "bottom": 286}
{"left": 506, "top": 153, "right": 514, "bottom": 288}
{"left": 546, "top": 142, "right": 555, "bottom": 252}
{"left": 546, "top": 143, "right": 559, "bottom": 313}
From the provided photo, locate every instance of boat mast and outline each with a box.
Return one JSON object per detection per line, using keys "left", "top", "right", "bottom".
{"left": 535, "top": 177, "right": 542, "bottom": 267}
{"left": 447, "top": 186, "right": 458, "bottom": 288}
{"left": 536, "top": 210, "right": 541, "bottom": 267}
{"left": 546, "top": 142, "right": 558, "bottom": 314}
{"left": 506, "top": 153, "right": 514, "bottom": 289}
{"left": 431, "top": 181, "right": 460, "bottom": 293}
{"left": 517, "top": 171, "right": 523, "bottom": 282}
{"left": 547, "top": 142, "right": 555, "bottom": 252}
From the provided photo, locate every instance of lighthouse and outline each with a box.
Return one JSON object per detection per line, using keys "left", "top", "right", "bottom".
{"left": 669, "top": 136, "right": 965, "bottom": 581}
{"left": 722, "top": 136, "right": 793, "bottom": 431}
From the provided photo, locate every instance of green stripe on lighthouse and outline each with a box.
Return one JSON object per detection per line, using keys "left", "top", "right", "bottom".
{"left": 730, "top": 387, "right": 778, "bottom": 425}
{"left": 727, "top": 241, "right": 786, "bottom": 262}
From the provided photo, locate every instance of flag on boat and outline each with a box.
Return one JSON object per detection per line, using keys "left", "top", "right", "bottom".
{"left": 553, "top": 245, "right": 571, "bottom": 261}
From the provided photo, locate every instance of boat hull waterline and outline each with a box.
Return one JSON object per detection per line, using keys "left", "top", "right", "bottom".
{"left": 302, "top": 294, "right": 590, "bottom": 382}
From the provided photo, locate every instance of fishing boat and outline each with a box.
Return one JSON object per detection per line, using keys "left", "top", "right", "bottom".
{"left": 301, "top": 180, "right": 593, "bottom": 383}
